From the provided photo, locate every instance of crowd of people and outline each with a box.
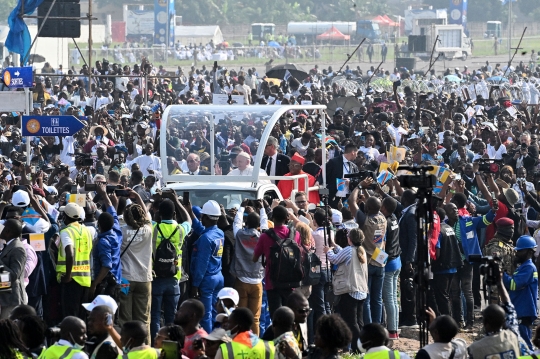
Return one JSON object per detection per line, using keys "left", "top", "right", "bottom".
{"left": 0, "top": 55, "right": 540, "bottom": 359}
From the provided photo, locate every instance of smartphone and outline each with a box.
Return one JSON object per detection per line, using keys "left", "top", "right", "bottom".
{"left": 162, "top": 340, "right": 179, "bottom": 359}
{"left": 106, "top": 185, "right": 117, "bottom": 193}
{"left": 454, "top": 173, "right": 461, "bottom": 180}
{"left": 183, "top": 191, "right": 189, "bottom": 206}
{"left": 105, "top": 313, "right": 113, "bottom": 326}
{"left": 85, "top": 183, "right": 97, "bottom": 192}
{"left": 360, "top": 136, "right": 366, "bottom": 142}
{"left": 114, "top": 154, "right": 120, "bottom": 161}
{"left": 31, "top": 166, "right": 36, "bottom": 174}
{"left": 108, "top": 110, "right": 115, "bottom": 115}
{"left": 491, "top": 192, "right": 497, "bottom": 202}
{"left": 381, "top": 121, "right": 387, "bottom": 127}
{"left": 70, "top": 185, "right": 78, "bottom": 194}
{"left": 83, "top": 158, "right": 94, "bottom": 167}
{"left": 114, "top": 189, "right": 130, "bottom": 197}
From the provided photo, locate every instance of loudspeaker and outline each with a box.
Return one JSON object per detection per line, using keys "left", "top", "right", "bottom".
{"left": 408, "top": 35, "right": 427, "bottom": 52}
{"left": 396, "top": 57, "right": 416, "bottom": 70}
{"left": 38, "top": 1, "right": 80, "bottom": 38}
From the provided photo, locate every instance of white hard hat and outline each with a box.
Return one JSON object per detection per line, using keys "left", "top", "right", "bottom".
{"left": 201, "top": 200, "right": 221, "bottom": 218}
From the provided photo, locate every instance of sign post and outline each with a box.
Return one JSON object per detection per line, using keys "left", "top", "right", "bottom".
{"left": 22, "top": 115, "right": 86, "bottom": 137}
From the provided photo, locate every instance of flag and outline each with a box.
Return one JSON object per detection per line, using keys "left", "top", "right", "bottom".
{"left": 284, "top": 70, "right": 292, "bottom": 81}
{"left": 316, "top": 133, "right": 337, "bottom": 145}
{"left": 377, "top": 170, "right": 395, "bottom": 185}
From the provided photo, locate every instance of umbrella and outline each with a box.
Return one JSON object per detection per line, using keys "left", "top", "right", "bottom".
{"left": 29, "top": 54, "right": 46, "bottom": 63}
{"left": 486, "top": 76, "right": 509, "bottom": 83}
{"left": 327, "top": 96, "right": 362, "bottom": 117}
{"left": 266, "top": 63, "right": 309, "bottom": 81}
{"left": 444, "top": 75, "right": 462, "bottom": 83}
{"left": 268, "top": 41, "right": 282, "bottom": 48}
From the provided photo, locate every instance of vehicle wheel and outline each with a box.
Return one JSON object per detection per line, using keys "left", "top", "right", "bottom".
{"left": 462, "top": 52, "right": 468, "bottom": 61}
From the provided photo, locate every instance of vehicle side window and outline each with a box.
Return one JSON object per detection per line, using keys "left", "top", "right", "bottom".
{"left": 263, "top": 190, "right": 279, "bottom": 202}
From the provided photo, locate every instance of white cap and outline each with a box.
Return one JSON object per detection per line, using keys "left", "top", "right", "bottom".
{"left": 44, "top": 185, "right": 58, "bottom": 196}
{"left": 331, "top": 209, "right": 343, "bottom": 224}
{"left": 217, "top": 287, "right": 239, "bottom": 305}
{"left": 63, "top": 203, "right": 83, "bottom": 219}
{"left": 12, "top": 190, "right": 30, "bottom": 207}
{"left": 201, "top": 200, "right": 221, "bottom": 218}
{"left": 82, "top": 295, "right": 118, "bottom": 313}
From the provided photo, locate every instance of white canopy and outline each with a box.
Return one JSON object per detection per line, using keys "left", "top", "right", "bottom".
{"left": 174, "top": 26, "right": 224, "bottom": 45}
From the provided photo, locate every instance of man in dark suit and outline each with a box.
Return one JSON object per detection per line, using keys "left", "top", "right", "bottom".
{"left": 325, "top": 143, "right": 359, "bottom": 207}
{"left": 186, "top": 153, "right": 211, "bottom": 175}
{"left": 0, "top": 219, "right": 27, "bottom": 319}
{"left": 261, "top": 136, "right": 290, "bottom": 183}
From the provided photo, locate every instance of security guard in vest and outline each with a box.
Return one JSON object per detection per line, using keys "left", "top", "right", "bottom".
{"left": 358, "top": 323, "right": 410, "bottom": 359}
{"left": 119, "top": 321, "right": 160, "bottom": 359}
{"left": 216, "top": 308, "right": 274, "bottom": 359}
{"left": 38, "top": 316, "right": 88, "bottom": 359}
{"left": 57, "top": 203, "right": 93, "bottom": 320}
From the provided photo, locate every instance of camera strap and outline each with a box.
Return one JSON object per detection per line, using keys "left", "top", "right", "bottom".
{"left": 120, "top": 228, "right": 141, "bottom": 258}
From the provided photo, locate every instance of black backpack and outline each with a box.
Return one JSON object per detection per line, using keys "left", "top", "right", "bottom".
{"left": 507, "top": 207, "right": 527, "bottom": 242}
{"left": 153, "top": 224, "right": 180, "bottom": 278}
{"left": 301, "top": 244, "right": 322, "bottom": 286}
{"left": 265, "top": 226, "right": 304, "bottom": 288}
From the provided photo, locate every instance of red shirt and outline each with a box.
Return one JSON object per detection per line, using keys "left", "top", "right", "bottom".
{"left": 277, "top": 171, "right": 320, "bottom": 204}
{"left": 485, "top": 200, "right": 508, "bottom": 244}
{"left": 253, "top": 225, "right": 301, "bottom": 290}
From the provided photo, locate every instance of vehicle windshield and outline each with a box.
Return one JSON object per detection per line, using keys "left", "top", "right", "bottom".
{"left": 174, "top": 189, "right": 257, "bottom": 209}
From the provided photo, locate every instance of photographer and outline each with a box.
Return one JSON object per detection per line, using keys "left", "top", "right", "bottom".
{"left": 467, "top": 272, "right": 520, "bottom": 359}
{"left": 503, "top": 235, "right": 538, "bottom": 350}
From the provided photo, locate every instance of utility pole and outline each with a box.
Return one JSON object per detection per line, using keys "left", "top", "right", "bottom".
{"left": 88, "top": 0, "right": 93, "bottom": 95}
{"left": 508, "top": 0, "right": 512, "bottom": 62}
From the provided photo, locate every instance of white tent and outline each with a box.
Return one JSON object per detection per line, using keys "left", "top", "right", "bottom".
{"left": 174, "top": 25, "right": 224, "bottom": 45}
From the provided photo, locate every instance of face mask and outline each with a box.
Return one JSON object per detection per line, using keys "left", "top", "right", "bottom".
{"left": 357, "top": 339, "right": 370, "bottom": 354}
{"left": 225, "top": 325, "right": 238, "bottom": 338}
{"left": 69, "top": 333, "right": 85, "bottom": 350}
{"left": 122, "top": 339, "right": 132, "bottom": 354}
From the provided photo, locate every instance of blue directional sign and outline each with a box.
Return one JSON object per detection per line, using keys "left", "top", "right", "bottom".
{"left": 2, "top": 67, "right": 33, "bottom": 88}
{"left": 22, "top": 115, "right": 85, "bottom": 136}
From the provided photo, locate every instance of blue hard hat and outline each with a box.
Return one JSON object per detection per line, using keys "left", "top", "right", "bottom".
{"left": 514, "top": 235, "right": 537, "bottom": 251}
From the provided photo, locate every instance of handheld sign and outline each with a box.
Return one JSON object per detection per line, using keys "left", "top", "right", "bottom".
{"left": 2, "top": 67, "right": 33, "bottom": 88}
{"left": 22, "top": 115, "right": 85, "bottom": 136}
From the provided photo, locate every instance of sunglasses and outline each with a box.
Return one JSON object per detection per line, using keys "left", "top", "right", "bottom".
{"left": 296, "top": 307, "right": 312, "bottom": 314}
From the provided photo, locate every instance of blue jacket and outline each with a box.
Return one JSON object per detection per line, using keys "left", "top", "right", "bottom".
{"left": 457, "top": 210, "right": 495, "bottom": 261}
{"left": 504, "top": 259, "right": 538, "bottom": 319}
{"left": 93, "top": 206, "right": 123, "bottom": 282}
{"left": 190, "top": 217, "right": 224, "bottom": 287}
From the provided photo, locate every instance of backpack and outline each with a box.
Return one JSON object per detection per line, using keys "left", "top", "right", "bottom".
{"left": 153, "top": 224, "right": 180, "bottom": 278}
{"left": 301, "top": 244, "right": 322, "bottom": 286}
{"left": 265, "top": 226, "right": 304, "bottom": 288}
{"left": 507, "top": 207, "right": 527, "bottom": 242}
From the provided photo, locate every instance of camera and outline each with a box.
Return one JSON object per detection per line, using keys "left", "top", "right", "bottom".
{"left": 469, "top": 254, "right": 500, "bottom": 286}
{"left": 477, "top": 158, "right": 503, "bottom": 173}
{"left": 0, "top": 265, "right": 12, "bottom": 293}
{"left": 344, "top": 171, "right": 376, "bottom": 190}
{"left": 74, "top": 153, "right": 94, "bottom": 167}
{"left": 398, "top": 174, "right": 437, "bottom": 189}
{"left": 45, "top": 327, "right": 61, "bottom": 346}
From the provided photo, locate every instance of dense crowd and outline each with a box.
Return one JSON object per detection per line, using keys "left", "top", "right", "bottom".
{"left": 0, "top": 55, "right": 540, "bottom": 359}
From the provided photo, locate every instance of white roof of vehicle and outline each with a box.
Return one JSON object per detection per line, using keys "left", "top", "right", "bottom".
{"left": 166, "top": 182, "right": 264, "bottom": 191}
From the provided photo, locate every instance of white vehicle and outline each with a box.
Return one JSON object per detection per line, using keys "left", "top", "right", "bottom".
{"left": 413, "top": 24, "right": 472, "bottom": 61}
{"left": 159, "top": 105, "right": 327, "bottom": 207}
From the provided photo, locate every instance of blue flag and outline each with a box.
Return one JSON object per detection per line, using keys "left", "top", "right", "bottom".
{"left": 6, "top": 0, "right": 45, "bottom": 64}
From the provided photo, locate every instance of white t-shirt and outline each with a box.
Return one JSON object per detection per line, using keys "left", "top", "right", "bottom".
{"left": 387, "top": 125, "right": 408, "bottom": 146}
{"left": 359, "top": 146, "right": 381, "bottom": 162}
{"left": 128, "top": 154, "right": 162, "bottom": 178}
{"left": 291, "top": 138, "right": 309, "bottom": 156}
{"left": 486, "top": 144, "right": 507, "bottom": 159}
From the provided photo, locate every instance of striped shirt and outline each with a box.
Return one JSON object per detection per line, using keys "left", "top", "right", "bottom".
{"left": 327, "top": 245, "right": 368, "bottom": 300}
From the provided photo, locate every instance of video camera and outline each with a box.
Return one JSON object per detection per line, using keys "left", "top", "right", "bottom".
{"left": 469, "top": 254, "right": 501, "bottom": 286}
{"left": 477, "top": 158, "right": 503, "bottom": 174}
{"left": 74, "top": 153, "right": 94, "bottom": 167}
{"left": 0, "top": 265, "right": 12, "bottom": 293}
{"left": 344, "top": 170, "right": 376, "bottom": 190}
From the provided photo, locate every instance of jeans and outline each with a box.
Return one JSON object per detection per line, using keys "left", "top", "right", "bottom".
{"left": 337, "top": 294, "right": 364, "bottom": 353}
{"left": 234, "top": 279, "right": 263, "bottom": 335}
{"left": 151, "top": 277, "right": 180, "bottom": 343}
{"left": 119, "top": 281, "right": 152, "bottom": 343}
{"left": 308, "top": 269, "right": 329, "bottom": 344}
{"left": 382, "top": 268, "right": 400, "bottom": 332}
{"left": 267, "top": 288, "right": 293, "bottom": 319}
{"left": 199, "top": 273, "right": 224, "bottom": 333}
{"left": 399, "top": 266, "right": 416, "bottom": 325}
{"left": 451, "top": 261, "right": 473, "bottom": 325}
{"left": 363, "top": 264, "right": 385, "bottom": 324}
{"left": 28, "top": 295, "right": 43, "bottom": 318}
{"left": 430, "top": 273, "right": 454, "bottom": 316}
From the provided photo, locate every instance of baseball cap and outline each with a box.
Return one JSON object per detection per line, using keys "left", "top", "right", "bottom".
{"left": 44, "top": 185, "right": 58, "bottom": 196}
{"left": 82, "top": 295, "right": 118, "bottom": 314}
{"left": 12, "top": 190, "right": 30, "bottom": 207}
{"left": 217, "top": 287, "right": 239, "bottom": 305}
{"left": 202, "top": 328, "right": 232, "bottom": 343}
{"left": 63, "top": 203, "right": 83, "bottom": 219}
{"left": 331, "top": 209, "right": 343, "bottom": 225}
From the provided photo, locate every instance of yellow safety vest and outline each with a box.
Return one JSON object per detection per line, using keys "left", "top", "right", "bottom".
{"left": 221, "top": 340, "right": 275, "bottom": 359}
{"left": 365, "top": 350, "right": 401, "bottom": 359}
{"left": 38, "top": 344, "right": 83, "bottom": 359}
{"left": 119, "top": 347, "right": 160, "bottom": 359}
{"left": 56, "top": 223, "right": 93, "bottom": 287}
